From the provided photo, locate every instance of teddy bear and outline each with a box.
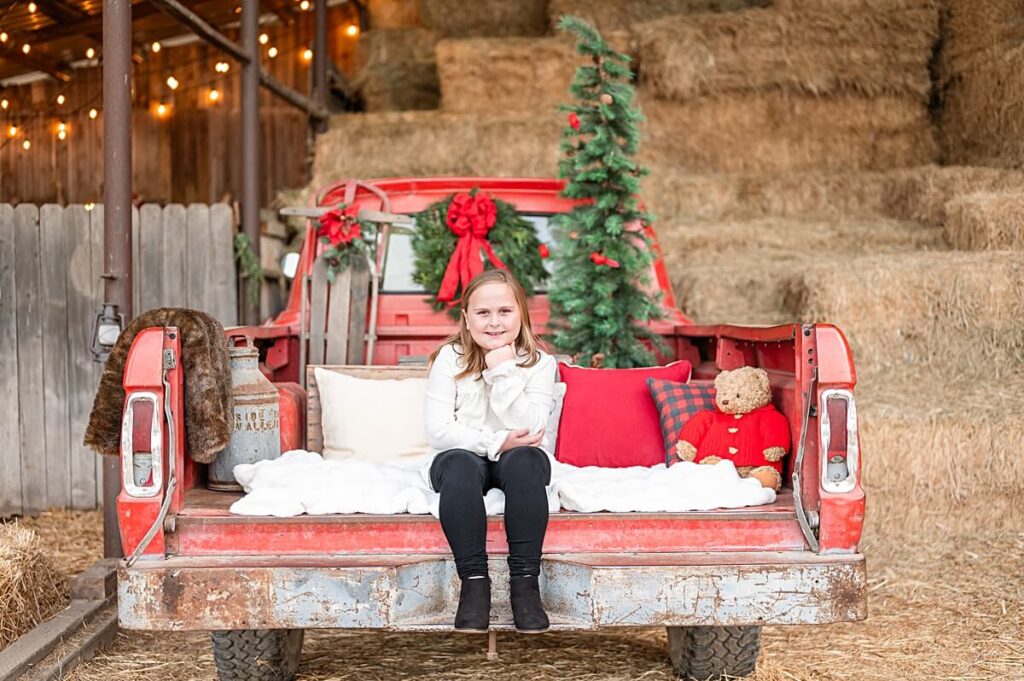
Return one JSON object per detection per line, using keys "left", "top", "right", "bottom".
{"left": 673, "top": 366, "right": 790, "bottom": 490}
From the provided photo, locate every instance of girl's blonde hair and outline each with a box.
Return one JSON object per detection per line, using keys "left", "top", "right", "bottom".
{"left": 428, "top": 269, "right": 543, "bottom": 380}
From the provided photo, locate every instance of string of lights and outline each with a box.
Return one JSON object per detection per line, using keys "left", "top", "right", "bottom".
{"left": 0, "top": 23, "right": 347, "bottom": 153}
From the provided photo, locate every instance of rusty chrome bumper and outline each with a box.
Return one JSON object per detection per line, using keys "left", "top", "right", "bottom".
{"left": 118, "top": 552, "right": 866, "bottom": 631}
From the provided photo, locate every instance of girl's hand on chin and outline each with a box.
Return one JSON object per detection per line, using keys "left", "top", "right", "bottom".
{"left": 484, "top": 343, "right": 516, "bottom": 368}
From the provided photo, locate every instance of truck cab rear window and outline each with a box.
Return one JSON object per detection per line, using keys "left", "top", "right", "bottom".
{"left": 380, "top": 213, "right": 556, "bottom": 293}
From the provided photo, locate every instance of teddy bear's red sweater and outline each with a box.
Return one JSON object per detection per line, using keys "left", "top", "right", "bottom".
{"left": 679, "top": 403, "right": 791, "bottom": 471}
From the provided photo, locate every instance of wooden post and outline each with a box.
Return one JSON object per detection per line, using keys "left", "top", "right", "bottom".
{"left": 241, "top": 0, "right": 261, "bottom": 326}
{"left": 312, "top": 0, "right": 328, "bottom": 135}
{"left": 101, "top": 0, "right": 132, "bottom": 558}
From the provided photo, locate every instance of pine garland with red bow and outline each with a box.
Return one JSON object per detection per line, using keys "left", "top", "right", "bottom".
{"left": 412, "top": 189, "right": 549, "bottom": 317}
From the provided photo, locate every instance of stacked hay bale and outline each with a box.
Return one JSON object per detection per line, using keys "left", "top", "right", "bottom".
{"left": 0, "top": 523, "right": 68, "bottom": 649}
{"left": 419, "top": 0, "right": 547, "bottom": 37}
{"left": 353, "top": 28, "right": 440, "bottom": 112}
{"left": 633, "top": 4, "right": 939, "bottom": 173}
{"left": 937, "top": 0, "right": 1024, "bottom": 166}
{"left": 547, "top": 0, "right": 770, "bottom": 32}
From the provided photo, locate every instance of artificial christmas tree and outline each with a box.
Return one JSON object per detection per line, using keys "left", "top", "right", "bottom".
{"left": 548, "top": 15, "right": 664, "bottom": 368}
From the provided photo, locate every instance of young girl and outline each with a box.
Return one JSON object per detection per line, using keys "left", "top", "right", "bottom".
{"left": 424, "top": 269, "right": 557, "bottom": 634}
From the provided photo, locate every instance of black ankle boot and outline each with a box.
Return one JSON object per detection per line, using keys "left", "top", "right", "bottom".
{"left": 510, "top": 576, "right": 549, "bottom": 633}
{"left": 454, "top": 577, "right": 491, "bottom": 632}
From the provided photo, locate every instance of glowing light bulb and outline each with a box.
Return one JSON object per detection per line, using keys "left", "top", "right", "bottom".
{"left": 22, "top": 43, "right": 30, "bottom": 54}
{"left": 156, "top": 103, "right": 168, "bottom": 117}
{"left": 57, "top": 130, "right": 66, "bottom": 140}
{"left": 215, "top": 61, "right": 230, "bottom": 73}
{"left": 84, "top": 202, "right": 95, "bottom": 211}
{"left": 88, "top": 108, "right": 98, "bottom": 119}
{"left": 22, "top": 139, "right": 30, "bottom": 150}
{"left": 151, "top": 41, "right": 161, "bottom": 53}
{"left": 7, "top": 125, "right": 17, "bottom": 137}
{"left": 57, "top": 122, "right": 66, "bottom": 132}
{"left": 86, "top": 47, "right": 95, "bottom": 59}
{"left": 166, "top": 75, "right": 179, "bottom": 90}
{"left": 301, "top": 48, "right": 313, "bottom": 63}
{"left": 259, "top": 33, "right": 269, "bottom": 45}
{"left": 0, "top": 99, "right": 7, "bottom": 110}
{"left": 299, "top": 0, "right": 310, "bottom": 10}
{"left": 56, "top": 94, "right": 65, "bottom": 105}
{"left": 208, "top": 88, "right": 220, "bottom": 102}
{"left": 28, "top": 2, "right": 37, "bottom": 12}
{"left": 0, "top": 32, "right": 7, "bottom": 43}
{"left": 345, "top": 24, "right": 359, "bottom": 38}
{"left": 267, "top": 46, "right": 278, "bottom": 58}
{"left": 234, "top": 5, "right": 241, "bottom": 13}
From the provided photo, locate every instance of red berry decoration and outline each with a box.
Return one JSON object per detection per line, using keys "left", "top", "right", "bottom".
{"left": 538, "top": 243, "right": 550, "bottom": 259}
{"left": 568, "top": 112, "right": 581, "bottom": 131}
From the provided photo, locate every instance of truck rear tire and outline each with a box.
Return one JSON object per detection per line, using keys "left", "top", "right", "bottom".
{"left": 210, "top": 629, "right": 304, "bottom": 681}
{"left": 666, "top": 625, "right": 761, "bottom": 680}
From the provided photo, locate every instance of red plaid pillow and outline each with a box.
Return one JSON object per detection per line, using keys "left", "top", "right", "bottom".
{"left": 647, "top": 379, "right": 717, "bottom": 464}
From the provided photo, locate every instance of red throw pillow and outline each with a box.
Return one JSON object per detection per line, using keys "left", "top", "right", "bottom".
{"left": 555, "top": 360, "right": 692, "bottom": 468}
{"left": 647, "top": 379, "right": 717, "bottom": 464}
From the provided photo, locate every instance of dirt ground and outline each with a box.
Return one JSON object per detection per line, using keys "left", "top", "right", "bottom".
{"left": 21, "top": 509, "right": 1021, "bottom": 681}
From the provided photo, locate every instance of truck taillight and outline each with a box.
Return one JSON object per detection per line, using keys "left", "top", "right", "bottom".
{"left": 121, "top": 391, "right": 164, "bottom": 498}
{"left": 819, "top": 389, "right": 859, "bottom": 494}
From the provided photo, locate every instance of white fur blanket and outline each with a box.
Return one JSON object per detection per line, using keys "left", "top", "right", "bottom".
{"left": 229, "top": 450, "right": 776, "bottom": 517}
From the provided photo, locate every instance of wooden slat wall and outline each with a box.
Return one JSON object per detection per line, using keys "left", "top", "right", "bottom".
{"left": 0, "top": 203, "right": 238, "bottom": 516}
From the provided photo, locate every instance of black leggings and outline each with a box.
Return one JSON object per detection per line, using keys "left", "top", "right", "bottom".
{"left": 429, "top": 446, "right": 552, "bottom": 579}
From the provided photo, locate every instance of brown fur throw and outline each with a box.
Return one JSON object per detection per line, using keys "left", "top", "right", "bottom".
{"left": 84, "top": 308, "right": 233, "bottom": 464}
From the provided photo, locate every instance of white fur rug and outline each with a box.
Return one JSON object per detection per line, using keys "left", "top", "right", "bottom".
{"left": 229, "top": 450, "right": 776, "bottom": 517}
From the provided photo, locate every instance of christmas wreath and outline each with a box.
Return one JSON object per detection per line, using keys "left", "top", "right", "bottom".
{"left": 315, "top": 204, "right": 373, "bottom": 282}
{"left": 412, "top": 190, "right": 549, "bottom": 316}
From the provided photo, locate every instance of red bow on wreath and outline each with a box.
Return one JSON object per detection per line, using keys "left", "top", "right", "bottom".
{"left": 437, "top": 192, "right": 508, "bottom": 303}
{"left": 317, "top": 205, "right": 362, "bottom": 246}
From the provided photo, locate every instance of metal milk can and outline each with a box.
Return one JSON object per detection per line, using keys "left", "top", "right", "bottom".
{"left": 209, "top": 338, "right": 281, "bottom": 491}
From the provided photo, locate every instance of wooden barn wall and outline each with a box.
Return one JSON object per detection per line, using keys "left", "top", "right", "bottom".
{"left": 0, "top": 4, "right": 360, "bottom": 205}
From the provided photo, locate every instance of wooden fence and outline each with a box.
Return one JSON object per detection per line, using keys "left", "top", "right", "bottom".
{"left": 0, "top": 203, "right": 237, "bottom": 516}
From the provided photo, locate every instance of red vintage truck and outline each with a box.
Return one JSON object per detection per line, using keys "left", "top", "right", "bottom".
{"left": 113, "top": 177, "right": 866, "bottom": 681}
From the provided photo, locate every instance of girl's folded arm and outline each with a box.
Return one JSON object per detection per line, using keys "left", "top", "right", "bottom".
{"left": 483, "top": 354, "right": 556, "bottom": 433}
{"left": 424, "top": 350, "right": 508, "bottom": 458}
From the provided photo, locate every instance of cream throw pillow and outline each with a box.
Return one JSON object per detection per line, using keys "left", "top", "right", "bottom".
{"left": 314, "top": 368, "right": 430, "bottom": 463}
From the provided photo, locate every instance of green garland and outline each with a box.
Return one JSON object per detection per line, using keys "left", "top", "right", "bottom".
{"left": 233, "top": 233, "right": 262, "bottom": 310}
{"left": 412, "top": 192, "right": 549, "bottom": 318}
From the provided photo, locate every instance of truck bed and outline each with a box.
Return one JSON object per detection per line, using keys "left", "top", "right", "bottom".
{"left": 167, "top": 487, "right": 808, "bottom": 556}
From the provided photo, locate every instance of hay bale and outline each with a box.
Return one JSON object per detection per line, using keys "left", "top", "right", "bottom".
{"left": 547, "top": 0, "right": 770, "bottom": 33}
{"left": 642, "top": 168, "right": 903, "bottom": 222}
{"left": 314, "top": 111, "right": 561, "bottom": 186}
{"left": 419, "top": 0, "right": 547, "bottom": 37}
{"left": 0, "top": 523, "right": 69, "bottom": 649}
{"left": 938, "top": 0, "right": 1024, "bottom": 79}
{"left": 633, "top": 5, "right": 937, "bottom": 101}
{"left": 791, "top": 252, "right": 1024, "bottom": 375}
{"left": 639, "top": 91, "right": 937, "bottom": 173}
{"left": 357, "top": 63, "right": 440, "bottom": 111}
{"left": 938, "top": 45, "right": 1024, "bottom": 168}
{"left": 663, "top": 217, "right": 944, "bottom": 323}
{"left": 859, "top": 372, "right": 1024, "bottom": 536}
{"left": 944, "top": 192, "right": 1024, "bottom": 250}
{"left": 367, "top": 0, "right": 420, "bottom": 29}
{"left": 436, "top": 38, "right": 575, "bottom": 113}
{"left": 355, "top": 28, "right": 437, "bottom": 70}
{"left": 353, "top": 29, "right": 440, "bottom": 112}
{"left": 884, "top": 165, "right": 1024, "bottom": 226}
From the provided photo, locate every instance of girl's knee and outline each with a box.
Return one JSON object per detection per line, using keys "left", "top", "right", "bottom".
{"left": 498, "top": 447, "right": 550, "bottom": 483}
{"left": 431, "top": 449, "right": 487, "bottom": 490}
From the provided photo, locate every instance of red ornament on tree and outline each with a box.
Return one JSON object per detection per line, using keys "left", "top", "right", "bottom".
{"left": 436, "top": 192, "right": 508, "bottom": 303}
{"left": 568, "top": 112, "right": 581, "bottom": 131}
{"left": 538, "top": 243, "right": 550, "bottom": 259}
{"left": 589, "top": 251, "right": 620, "bottom": 268}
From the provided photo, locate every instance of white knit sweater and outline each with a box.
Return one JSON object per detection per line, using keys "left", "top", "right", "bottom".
{"left": 423, "top": 343, "right": 557, "bottom": 465}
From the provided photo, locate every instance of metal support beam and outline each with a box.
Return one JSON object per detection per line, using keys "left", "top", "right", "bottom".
{"left": 101, "top": 0, "right": 133, "bottom": 560}
{"left": 312, "top": 0, "right": 328, "bottom": 134}
{"left": 147, "top": 0, "right": 251, "bottom": 64}
{"left": 241, "top": 0, "right": 261, "bottom": 326}
{"left": 146, "top": 0, "right": 328, "bottom": 120}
